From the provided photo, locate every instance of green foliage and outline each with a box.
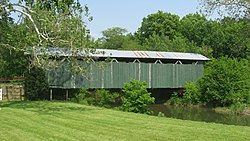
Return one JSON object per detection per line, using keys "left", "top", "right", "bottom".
{"left": 74, "top": 88, "right": 88, "bottom": 104}
{"left": 180, "top": 13, "right": 214, "bottom": 46}
{"left": 143, "top": 34, "right": 202, "bottom": 53}
{"left": 101, "top": 27, "right": 128, "bottom": 39}
{"left": 167, "top": 92, "right": 183, "bottom": 106}
{"left": 74, "top": 89, "right": 120, "bottom": 108}
{"left": 121, "top": 80, "right": 155, "bottom": 114}
{"left": 247, "top": 94, "right": 250, "bottom": 104}
{"left": 136, "top": 11, "right": 180, "bottom": 43}
{"left": 93, "top": 89, "right": 120, "bottom": 108}
{"left": 168, "top": 83, "right": 201, "bottom": 106}
{"left": 24, "top": 67, "right": 49, "bottom": 100}
{"left": 171, "top": 36, "right": 201, "bottom": 53}
{"left": 199, "top": 57, "right": 250, "bottom": 106}
{"left": 0, "top": 14, "right": 27, "bottom": 78}
{"left": 119, "top": 36, "right": 144, "bottom": 50}
{"left": 157, "top": 112, "right": 165, "bottom": 117}
{"left": 143, "top": 34, "right": 172, "bottom": 51}
{"left": 96, "top": 27, "right": 143, "bottom": 50}
{"left": 1, "top": 0, "right": 93, "bottom": 71}
{"left": 97, "top": 27, "right": 128, "bottom": 49}
{"left": 182, "top": 82, "right": 201, "bottom": 105}
{"left": 230, "top": 102, "right": 246, "bottom": 115}
{"left": 207, "top": 18, "right": 250, "bottom": 59}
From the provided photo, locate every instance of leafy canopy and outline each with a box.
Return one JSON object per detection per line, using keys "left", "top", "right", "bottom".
{"left": 136, "top": 11, "right": 180, "bottom": 43}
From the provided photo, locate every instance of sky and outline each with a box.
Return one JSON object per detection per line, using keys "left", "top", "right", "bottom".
{"left": 82, "top": 0, "right": 201, "bottom": 39}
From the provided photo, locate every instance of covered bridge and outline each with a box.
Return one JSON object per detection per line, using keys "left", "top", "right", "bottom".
{"left": 44, "top": 49, "right": 210, "bottom": 89}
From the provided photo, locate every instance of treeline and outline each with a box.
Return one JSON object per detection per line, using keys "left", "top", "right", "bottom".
{"left": 94, "top": 11, "right": 250, "bottom": 61}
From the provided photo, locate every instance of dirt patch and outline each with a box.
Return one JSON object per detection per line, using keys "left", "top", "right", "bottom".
{"left": 242, "top": 108, "right": 250, "bottom": 116}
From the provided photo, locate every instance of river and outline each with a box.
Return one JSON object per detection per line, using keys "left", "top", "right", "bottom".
{"left": 149, "top": 104, "right": 250, "bottom": 126}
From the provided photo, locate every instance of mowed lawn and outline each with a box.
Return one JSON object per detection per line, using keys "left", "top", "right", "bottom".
{"left": 0, "top": 101, "right": 249, "bottom": 141}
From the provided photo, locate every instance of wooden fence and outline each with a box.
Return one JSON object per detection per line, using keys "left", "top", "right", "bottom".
{"left": 0, "top": 84, "right": 24, "bottom": 101}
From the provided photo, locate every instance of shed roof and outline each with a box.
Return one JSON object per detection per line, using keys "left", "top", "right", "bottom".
{"left": 28, "top": 48, "right": 210, "bottom": 61}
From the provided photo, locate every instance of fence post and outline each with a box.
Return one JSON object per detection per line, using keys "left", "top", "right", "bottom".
{"left": 50, "top": 89, "right": 53, "bottom": 100}
{"left": 0, "top": 88, "right": 2, "bottom": 101}
{"left": 6, "top": 86, "right": 9, "bottom": 100}
{"left": 19, "top": 85, "right": 22, "bottom": 100}
{"left": 66, "top": 89, "right": 69, "bottom": 100}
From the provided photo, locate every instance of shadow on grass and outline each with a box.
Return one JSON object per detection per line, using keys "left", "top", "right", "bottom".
{"left": 0, "top": 100, "right": 102, "bottom": 115}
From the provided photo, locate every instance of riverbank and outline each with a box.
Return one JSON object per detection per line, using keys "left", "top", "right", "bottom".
{"left": 243, "top": 108, "right": 250, "bottom": 116}
{"left": 150, "top": 104, "right": 250, "bottom": 126}
{"left": 214, "top": 106, "right": 250, "bottom": 116}
{"left": 0, "top": 101, "right": 250, "bottom": 141}
{"left": 163, "top": 102, "right": 250, "bottom": 116}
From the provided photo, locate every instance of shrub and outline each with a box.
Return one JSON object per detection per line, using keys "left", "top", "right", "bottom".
{"left": 230, "top": 102, "right": 246, "bottom": 115}
{"left": 75, "top": 89, "right": 120, "bottom": 108}
{"left": 167, "top": 92, "right": 183, "bottom": 106}
{"left": 24, "top": 67, "right": 49, "bottom": 100}
{"left": 74, "top": 88, "right": 88, "bottom": 104}
{"left": 121, "top": 80, "right": 155, "bottom": 114}
{"left": 182, "top": 82, "right": 201, "bottom": 105}
{"left": 199, "top": 57, "right": 250, "bottom": 107}
{"left": 93, "top": 89, "right": 120, "bottom": 108}
{"left": 157, "top": 112, "right": 165, "bottom": 117}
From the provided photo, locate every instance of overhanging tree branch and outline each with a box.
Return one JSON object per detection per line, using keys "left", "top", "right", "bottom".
{"left": 200, "top": 0, "right": 250, "bottom": 18}
{"left": 1, "top": 3, "right": 48, "bottom": 44}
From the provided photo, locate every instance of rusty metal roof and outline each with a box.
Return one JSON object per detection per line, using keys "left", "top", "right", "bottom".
{"left": 27, "top": 48, "right": 210, "bottom": 61}
{"left": 90, "top": 49, "right": 210, "bottom": 61}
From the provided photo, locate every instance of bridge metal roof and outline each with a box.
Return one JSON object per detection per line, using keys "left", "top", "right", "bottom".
{"left": 91, "top": 49, "right": 210, "bottom": 61}
{"left": 28, "top": 48, "right": 210, "bottom": 61}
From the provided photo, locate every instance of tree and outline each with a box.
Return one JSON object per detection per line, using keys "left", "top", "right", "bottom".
{"left": 143, "top": 33, "right": 172, "bottom": 51}
{"left": 199, "top": 0, "right": 250, "bottom": 18}
{"left": 206, "top": 17, "right": 250, "bottom": 59}
{"left": 136, "top": 11, "right": 180, "bottom": 43}
{"left": 118, "top": 35, "right": 144, "bottom": 50}
{"left": 180, "top": 13, "right": 215, "bottom": 46}
{"left": 1, "top": 0, "right": 93, "bottom": 69}
{"left": 142, "top": 33, "right": 202, "bottom": 53}
{"left": 101, "top": 27, "right": 128, "bottom": 40}
{"left": 96, "top": 27, "right": 143, "bottom": 50}
{"left": 24, "top": 66, "right": 49, "bottom": 100}
{"left": 0, "top": 10, "right": 28, "bottom": 77}
{"left": 1, "top": 0, "right": 95, "bottom": 100}
{"left": 97, "top": 27, "right": 128, "bottom": 49}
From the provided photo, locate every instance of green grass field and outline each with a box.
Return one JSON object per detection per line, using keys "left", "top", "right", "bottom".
{"left": 0, "top": 101, "right": 249, "bottom": 141}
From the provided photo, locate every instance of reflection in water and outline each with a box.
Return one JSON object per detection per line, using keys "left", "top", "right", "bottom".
{"left": 149, "top": 104, "right": 250, "bottom": 126}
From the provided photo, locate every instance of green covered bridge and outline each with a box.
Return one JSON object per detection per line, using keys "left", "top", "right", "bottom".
{"left": 44, "top": 49, "right": 209, "bottom": 89}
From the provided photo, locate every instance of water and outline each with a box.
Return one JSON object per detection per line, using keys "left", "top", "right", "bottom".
{"left": 149, "top": 104, "right": 250, "bottom": 126}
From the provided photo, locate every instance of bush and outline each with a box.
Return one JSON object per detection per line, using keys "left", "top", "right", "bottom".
{"left": 230, "top": 102, "right": 246, "bottom": 115}
{"left": 93, "top": 89, "right": 120, "bottom": 108}
{"left": 167, "top": 92, "right": 183, "bottom": 106}
{"left": 199, "top": 57, "right": 250, "bottom": 107}
{"left": 121, "top": 80, "right": 155, "bottom": 114}
{"left": 24, "top": 67, "right": 49, "bottom": 100}
{"left": 74, "top": 89, "right": 120, "bottom": 108}
{"left": 182, "top": 82, "right": 201, "bottom": 105}
{"left": 74, "top": 89, "right": 88, "bottom": 104}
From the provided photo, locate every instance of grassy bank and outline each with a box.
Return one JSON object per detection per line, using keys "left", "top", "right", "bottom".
{"left": 0, "top": 101, "right": 249, "bottom": 141}
{"left": 214, "top": 106, "right": 250, "bottom": 116}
